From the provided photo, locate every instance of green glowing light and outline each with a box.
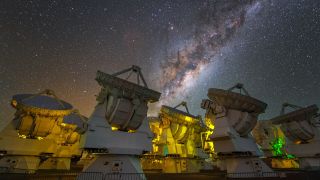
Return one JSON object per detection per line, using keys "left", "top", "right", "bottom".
{"left": 271, "top": 137, "right": 295, "bottom": 159}
{"left": 286, "top": 154, "right": 295, "bottom": 159}
{"left": 271, "top": 137, "right": 285, "bottom": 156}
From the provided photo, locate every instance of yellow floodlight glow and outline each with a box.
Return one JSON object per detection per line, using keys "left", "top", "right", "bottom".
{"left": 295, "top": 140, "right": 302, "bottom": 144}
{"left": 111, "top": 126, "right": 119, "bottom": 131}
{"left": 18, "top": 134, "right": 27, "bottom": 139}
{"left": 61, "top": 123, "right": 67, "bottom": 127}
{"left": 184, "top": 116, "right": 193, "bottom": 123}
{"left": 37, "top": 136, "right": 44, "bottom": 140}
{"left": 205, "top": 117, "right": 214, "bottom": 130}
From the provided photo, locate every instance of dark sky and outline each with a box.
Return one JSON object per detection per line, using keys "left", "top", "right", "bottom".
{"left": 1, "top": 0, "right": 320, "bottom": 127}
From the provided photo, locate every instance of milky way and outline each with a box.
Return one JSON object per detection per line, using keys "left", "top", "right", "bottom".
{"left": 158, "top": 1, "right": 256, "bottom": 106}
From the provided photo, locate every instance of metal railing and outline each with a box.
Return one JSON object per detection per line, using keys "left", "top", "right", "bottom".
{"left": 0, "top": 172, "right": 101, "bottom": 180}
{"left": 0, "top": 172, "right": 147, "bottom": 180}
{"left": 0, "top": 171, "right": 293, "bottom": 180}
{"left": 227, "top": 171, "right": 284, "bottom": 178}
{"left": 103, "top": 173, "right": 146, "bottom": 180}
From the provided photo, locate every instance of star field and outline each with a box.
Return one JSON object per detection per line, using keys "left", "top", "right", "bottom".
{"left": 0, "top": 0, "right": 320, "bottom": 128}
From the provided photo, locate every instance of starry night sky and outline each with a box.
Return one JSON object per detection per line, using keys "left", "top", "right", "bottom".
{"left": 1, "top": 0, "right": 320, "bottom": 128}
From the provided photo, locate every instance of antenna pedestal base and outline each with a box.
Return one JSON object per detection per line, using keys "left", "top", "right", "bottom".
{"left": 223, "top": 157, "right": 278, "bottom": 178}
{"left": 79, "top": 155, "right": 145, "bottom": 180}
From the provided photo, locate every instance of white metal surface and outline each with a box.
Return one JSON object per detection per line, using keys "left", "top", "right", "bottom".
{"left": 202, "top": 85, "right": 274, "bottom": 177}
{"left": 80, "top": 67, "right": 160, "bottom": 176}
